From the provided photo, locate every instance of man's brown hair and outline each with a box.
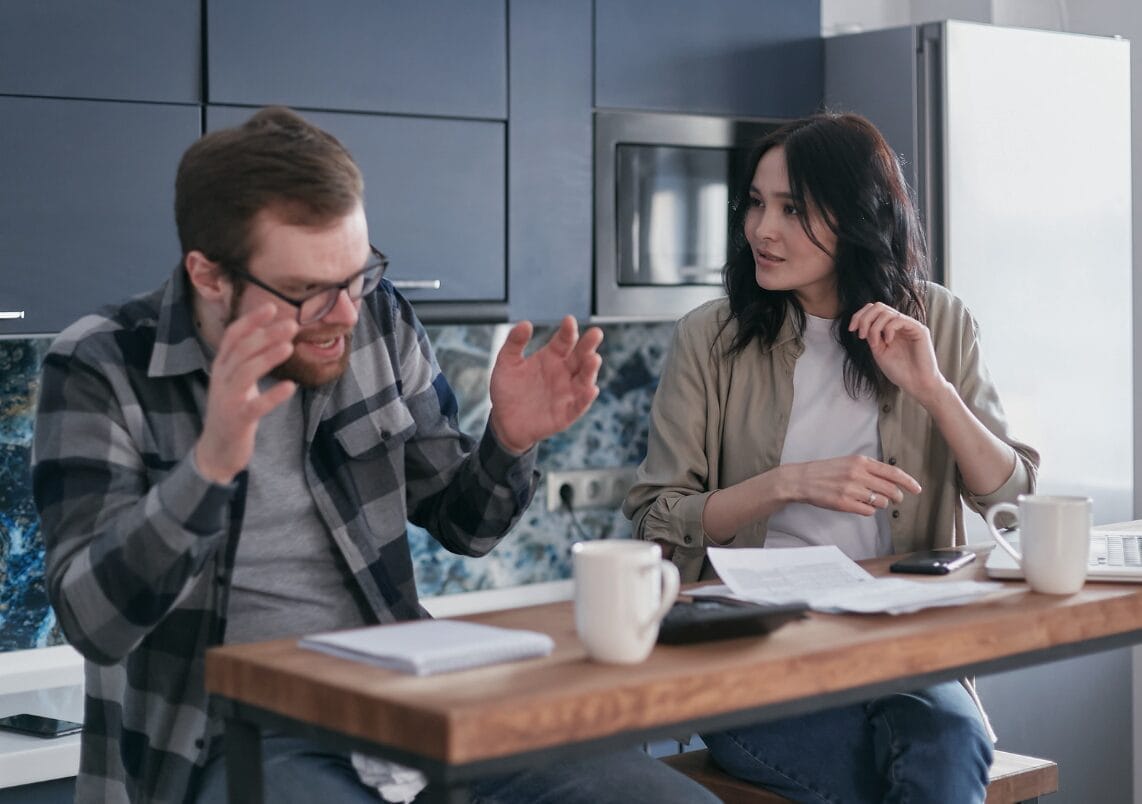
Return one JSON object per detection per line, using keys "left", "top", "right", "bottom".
{"left": 175, "top": 106, "right": 364, "bottom": 268}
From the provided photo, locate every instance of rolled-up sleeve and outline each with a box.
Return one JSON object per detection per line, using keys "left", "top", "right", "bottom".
{"left": 951, "top": 312, "right": 1039, "bottom": 517}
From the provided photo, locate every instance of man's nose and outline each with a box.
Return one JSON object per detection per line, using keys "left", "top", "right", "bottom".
{"left": 321, "top": 288, "right": 359, "bottom": 327}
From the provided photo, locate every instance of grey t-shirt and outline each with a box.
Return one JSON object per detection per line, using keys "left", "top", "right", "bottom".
{"left": 224, "top": 390, "right": 372, "bottom": 645}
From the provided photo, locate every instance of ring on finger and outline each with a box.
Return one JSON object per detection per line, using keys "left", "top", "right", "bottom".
{"left": 866, "top": 491, "right": 877, "bottom": 505}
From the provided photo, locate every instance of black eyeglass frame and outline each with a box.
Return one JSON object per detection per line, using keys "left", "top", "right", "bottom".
{"left": 222, "top": 246, "right": 389, "bottom": 324}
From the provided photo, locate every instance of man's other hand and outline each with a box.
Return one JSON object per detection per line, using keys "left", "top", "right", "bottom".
{"left": 487, "top": 316, "right": 603, "bottom": 454}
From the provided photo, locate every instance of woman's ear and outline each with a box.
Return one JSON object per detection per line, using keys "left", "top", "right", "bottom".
{"left": 184, "top": 251, "right": 230, "bottom": 303}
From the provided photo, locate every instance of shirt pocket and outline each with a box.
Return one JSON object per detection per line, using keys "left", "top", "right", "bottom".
{"left": 332, "top": 397, "right": 417, "bottom": 461}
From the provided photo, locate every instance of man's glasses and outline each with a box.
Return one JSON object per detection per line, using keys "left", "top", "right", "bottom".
{"left": 225, "top": 246, "right": 389, "bottom": 325}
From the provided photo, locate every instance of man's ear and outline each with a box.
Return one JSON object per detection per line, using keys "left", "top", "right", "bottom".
{"left": 185, "top": 251, "right": 230, "bottom": 303}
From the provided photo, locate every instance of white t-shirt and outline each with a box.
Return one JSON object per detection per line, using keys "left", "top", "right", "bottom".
{"left": 764, "top": 314, "right": 891, "bottom": 559}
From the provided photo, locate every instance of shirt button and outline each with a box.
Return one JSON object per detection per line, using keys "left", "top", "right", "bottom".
{"left": 195, "top": 738, "right": 205, "bottom": 749}
{"left": 892, "top": 510, "right": 900, "bottom": 519}
{"left": 683, "top": 535, "right": 693, "bottom": 545}
{"left": 888, "top": 457, "right": 897, "bottom": 466}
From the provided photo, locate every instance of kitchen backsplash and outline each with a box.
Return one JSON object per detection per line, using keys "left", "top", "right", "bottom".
{"left": 0, "top": 338, "right": 55, "bottom": 650}
{"left": 0, "top": 320, "right": 675, "bottom": 651}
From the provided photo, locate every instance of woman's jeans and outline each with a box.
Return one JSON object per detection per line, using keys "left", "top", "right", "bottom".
{"left": 193, "top": 735, "right": 721, "bottom": 804}
{"left": 701, "top": 681, "right": 993, "bottom": 804}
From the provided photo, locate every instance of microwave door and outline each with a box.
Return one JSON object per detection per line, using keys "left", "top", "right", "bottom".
{"left": 617, "top": 145, "right": 728, "bottom": 288}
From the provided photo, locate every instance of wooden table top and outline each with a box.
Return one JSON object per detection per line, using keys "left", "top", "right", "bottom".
{"left": 205, "top": 547, "right": 1142, "bottom": 768}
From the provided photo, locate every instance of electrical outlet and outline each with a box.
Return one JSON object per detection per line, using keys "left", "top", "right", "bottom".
{"left": 546, "top": 466, "right": 639, "bottom": 512}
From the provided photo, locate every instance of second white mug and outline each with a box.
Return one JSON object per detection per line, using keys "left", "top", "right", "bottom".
{"left": 572, "top": 540, "right": 680, "bottom": 664}
{"left": 985, "top": 494, "right": 1092, "bottom": 595}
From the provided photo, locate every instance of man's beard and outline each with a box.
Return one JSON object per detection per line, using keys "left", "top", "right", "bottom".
{"left": 269, "top": 329, "right": 353, "bottom": 388}
{"left": 227, "top": 290, "right": 353, "bottom": 388}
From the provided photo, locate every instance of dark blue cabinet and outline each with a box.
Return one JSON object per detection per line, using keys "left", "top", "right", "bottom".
{"left": 0, "top": 1, "right": 829, "bottom": 331}
{"left": 594, "top": 0, "right": 821, "bottom": 117}
{"left": 0, "top": 1, "right": 200, "bottom": 103}
{"left": 0, "top": 97, "right": 202, "bottom": 335}
{"left": 507, "top": 0, "right": 594, "bottom": 323}
{"left": 207, "top": 0, "right": 507, "bottom": 120}
{"left": 206, "top": 107, "right": 506, "bottom": 306}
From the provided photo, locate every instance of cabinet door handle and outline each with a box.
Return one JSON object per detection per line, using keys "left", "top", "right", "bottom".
{"left": 0, "top": 311, "right": 25, "bottom": 320}
{"left": 390, "top": 279, "right": 442, "bottom": 291}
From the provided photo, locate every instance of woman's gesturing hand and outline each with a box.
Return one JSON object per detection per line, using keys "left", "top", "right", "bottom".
{"left": 849, "top": 302, "right": 948, "bottom": 405}
{"left": 702, "top": 454, "right": 922, "bottom": 542}
{"left": 787, "top": 455, "right": 922, "bottom": 515}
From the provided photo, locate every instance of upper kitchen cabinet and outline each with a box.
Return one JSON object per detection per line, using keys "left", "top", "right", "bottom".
{"left": 507, "top": 0, "right": 593, "bottom": 323}
{"left": 594, "top": 0, "right": 821, "bottom": 118}
{"left": 0, "top": 97, "right": 201, "bottom": 335}
{"left": 0, "top": 1, "right": 200, "bottom": 103}
{"left": 207, "top": 0, "right": 507, "bottom": 120}
{"left": 206, "top": 107, "right": 506, "bottom": 312}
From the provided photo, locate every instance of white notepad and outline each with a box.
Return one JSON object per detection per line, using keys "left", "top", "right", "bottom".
{"left": 298, "top": 619, "right": 555, "bottom": 676}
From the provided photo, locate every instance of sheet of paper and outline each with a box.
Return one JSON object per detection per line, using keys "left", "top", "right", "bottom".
{"left": 707, "top": 545, "right": 1002, "bottom": 615}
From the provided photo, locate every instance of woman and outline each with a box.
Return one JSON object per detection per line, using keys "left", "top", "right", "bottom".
{"left": 624, "top": 112, "right": 1039, "bottom": 803}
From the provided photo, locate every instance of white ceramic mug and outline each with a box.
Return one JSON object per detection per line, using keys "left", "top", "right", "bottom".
{"left": 572, "top": 540, "right": 680, "bottom": 664}
{"left": 985, "top": 494, "right": 1092, "bottom": 595}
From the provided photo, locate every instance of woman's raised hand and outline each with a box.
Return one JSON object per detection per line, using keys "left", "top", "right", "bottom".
{"left": 849, "top": 302, "right": 948, "bottom": 406}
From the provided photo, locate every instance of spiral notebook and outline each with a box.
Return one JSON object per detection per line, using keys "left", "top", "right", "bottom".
{"left": 298, "top": 619, "right": 555, "bottom": 676}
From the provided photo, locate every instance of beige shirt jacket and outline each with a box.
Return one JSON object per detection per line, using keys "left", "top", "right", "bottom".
{"left": 625, "top": 281, "right": 1041, "bottom": 584}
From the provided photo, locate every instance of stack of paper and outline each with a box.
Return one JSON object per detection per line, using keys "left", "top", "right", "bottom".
{"left": 299, "top": 619, "right": 554, "bottom": 676}
{"left": 703, "top": 545, "right": 1002, "bottom": 615}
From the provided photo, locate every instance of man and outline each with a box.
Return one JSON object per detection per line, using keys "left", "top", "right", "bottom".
{"left": 32, "top": 107, "right": 717, "bottom": 804}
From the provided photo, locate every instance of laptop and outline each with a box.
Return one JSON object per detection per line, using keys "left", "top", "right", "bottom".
{"left": 985, "top": 528, "right": 1142, "bottom": 583}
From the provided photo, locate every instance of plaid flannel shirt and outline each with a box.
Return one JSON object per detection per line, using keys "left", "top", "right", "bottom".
{"left": 32, "top": 267, "right": 538, "bottom": 803}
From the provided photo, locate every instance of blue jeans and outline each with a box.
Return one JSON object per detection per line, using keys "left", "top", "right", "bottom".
{"left": 701, "top": 681, "right": 992, "bottom": 804}
{"left": 193, "top": 734, "right": 721, "bottom": 804}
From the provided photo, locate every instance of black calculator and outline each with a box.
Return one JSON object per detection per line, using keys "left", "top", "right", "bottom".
{"left": 657, "top": 597, "right": 808, "bottom": 645}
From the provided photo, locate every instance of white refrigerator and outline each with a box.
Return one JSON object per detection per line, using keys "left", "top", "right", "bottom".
{"left": 827, "top": 20, "right": 1133, "bottom": 804}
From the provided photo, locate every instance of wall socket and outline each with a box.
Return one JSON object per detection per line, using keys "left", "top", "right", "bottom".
{"left": 546, "top": 466, "right": 639, "bottom": 512}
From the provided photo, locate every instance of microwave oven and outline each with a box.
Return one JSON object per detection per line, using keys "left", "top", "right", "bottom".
{"left": 593, "top": 110, "right": 783, "bottom": 320}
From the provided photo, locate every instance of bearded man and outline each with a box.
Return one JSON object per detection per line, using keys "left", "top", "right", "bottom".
{"left": 33, "top": 107, "right": 717, "bottom": 804}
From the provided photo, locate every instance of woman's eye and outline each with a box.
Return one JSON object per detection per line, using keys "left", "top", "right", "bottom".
{"left": 748, "top": 196, "right": 764, "bottom": 208}
{"left": 784, "top": 204, "right": 801, "bottom": 216}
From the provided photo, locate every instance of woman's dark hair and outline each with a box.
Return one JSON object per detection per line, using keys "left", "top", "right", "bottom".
{"left": 175, "top": 106, "right": 364, "bottom": 268}
{"left": 721, "top": 111, "right": 928, "bottom": 398}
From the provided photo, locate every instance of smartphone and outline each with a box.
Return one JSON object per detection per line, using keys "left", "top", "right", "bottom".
{"left": 0, "top": 713, "right": 83, "bottom": 738}
{"left": 889, "top": 548, "right": 977, "bottom": 575}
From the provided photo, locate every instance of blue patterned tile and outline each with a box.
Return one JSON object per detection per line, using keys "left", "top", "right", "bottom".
{"left": 0, "top": 338, "right": 61, "bottom": 651}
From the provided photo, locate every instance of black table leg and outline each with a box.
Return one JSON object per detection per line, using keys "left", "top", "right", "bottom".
{"left": 224, "top": 717, "right": 264, "bottom": 803}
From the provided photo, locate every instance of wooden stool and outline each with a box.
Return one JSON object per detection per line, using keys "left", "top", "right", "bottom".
{"left": 662, "top": 748, "right": 1058, "bottom": 804}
